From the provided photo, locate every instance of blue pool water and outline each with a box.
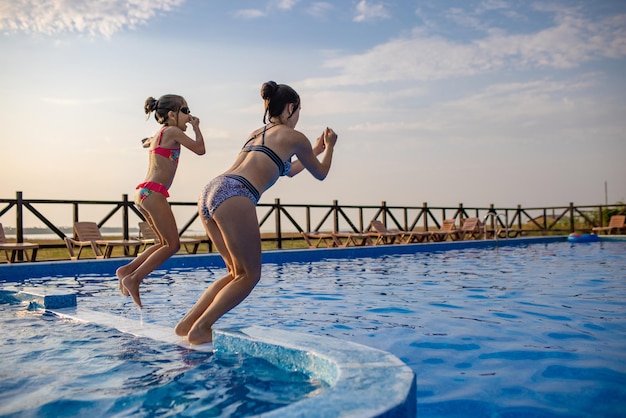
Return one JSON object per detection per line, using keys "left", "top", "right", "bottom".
{"left": 2, "top": 240, "right": 626, "bottom": 417}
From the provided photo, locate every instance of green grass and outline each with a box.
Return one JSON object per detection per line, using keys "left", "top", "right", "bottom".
{"left": 1, "top": 236, "right": 309, "bottom": 263}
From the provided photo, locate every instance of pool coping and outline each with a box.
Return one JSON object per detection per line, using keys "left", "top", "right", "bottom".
{"left": 213, "top": 326, "right": 416, "bottom": 417}
{"left": 0, "top": 235, "right": 568, "bottom": 282}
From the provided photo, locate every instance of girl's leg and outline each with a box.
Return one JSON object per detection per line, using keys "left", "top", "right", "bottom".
{"left": 116, "top": 208, "right": 160, "bottom": 295}
{"left": 174, "top": 210, "right": 235, "bottom": 336}
{"left": 121, "top": 193, "right": 181, "bottom": 307}
{"left": 117, "top": 244, "right": 162, "bottom": 296}
{"left": 186, "top": 197, "right": 262, "bottom": 345}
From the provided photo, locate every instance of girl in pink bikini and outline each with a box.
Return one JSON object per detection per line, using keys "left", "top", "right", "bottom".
{"left": 117, "top": 94, "right": 206, "bottom": 307}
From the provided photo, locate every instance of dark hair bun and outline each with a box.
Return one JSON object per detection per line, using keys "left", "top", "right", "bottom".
{"left": 260, "top": 81, "right": 278, "bottom": 100}
{"left": 144, "top": 97, "right": 158, "bottom": 115}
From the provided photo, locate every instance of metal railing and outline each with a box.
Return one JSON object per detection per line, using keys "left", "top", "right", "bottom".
{"left": 2, "top": 191, "right": 625, "bottom": 255}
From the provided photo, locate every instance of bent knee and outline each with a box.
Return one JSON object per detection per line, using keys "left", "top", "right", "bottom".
{"left": 161, "top": 240, "right": 181, "bottom": 254}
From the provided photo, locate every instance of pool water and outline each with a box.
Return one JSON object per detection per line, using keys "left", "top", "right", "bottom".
{"left": 0, "top": 298, "right": 326, "bottom": 417}
{"left": 2, "top": 240, "right": 626, "bottom": 417}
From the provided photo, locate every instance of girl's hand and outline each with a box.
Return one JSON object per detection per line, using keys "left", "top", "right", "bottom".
{"left": 188, "top": 115, "right": 200, "bottom": 128}
{"left": 312, "top": 132, "right": 326, "bottom": 155}
{"left": 141, "top": 137, "right": 152, "bottom": 148}
{"left": 323, "top": 127, "right": 337, "bottom": 148}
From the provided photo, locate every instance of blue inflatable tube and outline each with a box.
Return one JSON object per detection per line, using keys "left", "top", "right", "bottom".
{"left": 568, "top": 233, "right": 599, "bottom": 243}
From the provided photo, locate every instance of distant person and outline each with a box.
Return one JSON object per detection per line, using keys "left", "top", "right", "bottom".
{"left": 175, "top": 81, "right": 337, "bottom": 344}
{"left": 117, "top": 94, "right": 206, "bottom": 307}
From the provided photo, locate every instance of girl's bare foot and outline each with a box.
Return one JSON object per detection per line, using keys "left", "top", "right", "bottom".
{"left": 116, "top": 267, "right": 131, "bottom": 296}
{"left": 121, "top": 276, "right": 143, "bottom": 307}
{"left": 174, "top": 321, "right": 190, "bottom": 337}
{"left": 187, "top": 323, "right": 213, "bottom": 345}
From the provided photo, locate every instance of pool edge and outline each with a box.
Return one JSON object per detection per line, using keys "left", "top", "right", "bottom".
{"left": 213, "top": 326, "right": 416, "bottom": 418}
{"left": 0, "top": 235, "right": 566, "bottom": 282}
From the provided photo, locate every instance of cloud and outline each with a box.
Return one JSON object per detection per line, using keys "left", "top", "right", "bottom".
{"left": 300, "top": 10, "right": 626, "bottom": 87}
{"left": 306, "top": 2, "right": 334, "bottom": 18}
{"left": 234, "top": 0, "right": 299, "bottom": 19}
{"left": 353, "top": 0, "right": 390, "bottom": 22}
{"left": 233, "top": 9, "right": 266, "bottom": 19}
{"left": 0, "top": 0, "right": 185, "bottom": 37}
{"left": 272, "top": 0, "right": 299, "bottom": 10}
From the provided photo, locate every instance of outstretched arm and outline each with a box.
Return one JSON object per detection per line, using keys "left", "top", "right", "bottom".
{"left": 287, "top": 131, "right": 326, "bottom": 177}
{"left": 289, "top": 127, "right": 337, "bottom": 180}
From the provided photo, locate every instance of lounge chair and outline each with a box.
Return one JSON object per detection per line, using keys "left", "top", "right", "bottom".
{"left": 367, "top": 220, "right": 402, "bottom": 245}
{"left": 64, "top": 221, "right": 141, "bottom": 260}
{"left": 0, "top": 223, "right": 39, "bottom": 263}
{"left": 368, "top": 220, "right": 429, "bottom": 244}
{"left": 138, "top": 221, "right": 202, "bottom": 254}
{"left": 332, "top": 231, "right": 374, "bottom": 247}
{"left": 429, "top": 219, "right": 461, "bottom": 242}
{"left": 301, "top": 231, "right": 338, "bottom": 248}
{"left": 459, "top": 217, "right": 483, "bottom": 240}
{"left": 592, "top": 215, "right": 626, "bottom": 235}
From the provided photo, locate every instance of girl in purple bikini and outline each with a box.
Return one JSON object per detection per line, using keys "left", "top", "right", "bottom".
{"left": 175, "top": 81, "right": 338, "bottom": 345}
{"left": 117, "top": 94, "right": 206, "bottom": 307}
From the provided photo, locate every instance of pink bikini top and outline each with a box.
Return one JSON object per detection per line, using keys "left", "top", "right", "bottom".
{"left": 152, "top": 127, "right": 180, "bottom": 163}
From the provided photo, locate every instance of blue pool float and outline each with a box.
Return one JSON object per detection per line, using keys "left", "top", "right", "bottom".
{"left": 568, "top": 233, "right": 599, "bottom": 243}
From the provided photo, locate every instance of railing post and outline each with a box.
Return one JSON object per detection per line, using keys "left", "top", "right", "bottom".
{"left": 122, "top": 194, "right": 130, "bottom": 240}
{"left": 488, "top": 203, "right": 496, "bottom": 232}
{"left": 422, "top": 202, "right": 429, "bottom": 232}
{"left": 569, "top": 202, "right": 575, "bottom": 232}
{"left": 458, "top": 203, "right": 463, "bottom": 222}
{"left": 16, "top": 191, "right": 24, "bottom": 244}
{"left": 359, "top": 207, "right": 364, "bottom": 232}
{"left": 381, "top": 201, "right": 387, "bottom": 226}
{"left": 306, "top": 206, "right": 311, "bottom": 232}
{"left": 15, "top": 191, "right": 24, "bottom": 261}
{"left": 274, "top": 198, "right": 282, "bottom": 249}
{"left": 403, "top": 208, "right": 408, "bottom": 231}
{"left": 333, "top": 200, "right": 339, "bottom": 233}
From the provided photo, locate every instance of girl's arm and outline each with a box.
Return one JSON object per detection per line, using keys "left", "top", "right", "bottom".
{"left": 289, "top": 128, "right": 337, "bottom": 180}
{"left": 171, "top": 116, "right": 206, "bottom": 155}
{"left": 287, "top": 131, "right": 326, "bottom": 177}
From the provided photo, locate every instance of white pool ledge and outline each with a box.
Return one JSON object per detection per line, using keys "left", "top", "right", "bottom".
{"left": 214, "top": 326, "right": 416, "bottom": 418}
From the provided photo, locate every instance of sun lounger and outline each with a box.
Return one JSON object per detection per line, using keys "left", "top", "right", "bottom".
{"left": 301, "top": 231, "right": 338, "bottom": 248}
{"left": 367, "top": 220, "right": 402, "bottom": 245}
{"left": 429, "top": 219, "right": 461, "bottom": 242}
{"left": 64, "top": 221, "right": 141, "bottom": 260}
{"left": 0, "top": 223, "right": 39, "bottom": 263}
{"left": 592, "top": 215, "right": 626, "bottom": 235}
{"left": 458, "top": 217, "right": 483, "bottom": 240}
{"left": 332, "top": 231, "right": 374, "bottom": 247}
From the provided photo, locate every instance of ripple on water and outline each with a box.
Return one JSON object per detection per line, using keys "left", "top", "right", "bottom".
{"left": 2, "top": 240, "right": 626, "bottom": 417}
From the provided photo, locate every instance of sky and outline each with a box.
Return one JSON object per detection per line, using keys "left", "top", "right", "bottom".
{"left": 1, "top": 0, "right": 625, "bottom": 223}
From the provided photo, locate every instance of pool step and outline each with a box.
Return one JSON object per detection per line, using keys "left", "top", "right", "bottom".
{"left": 14, "top": 288, "right": 77, "bottom": 309}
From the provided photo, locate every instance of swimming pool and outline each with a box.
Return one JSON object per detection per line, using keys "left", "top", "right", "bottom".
{"left": 2, "top": 237, "right": 626, "bottom": 417}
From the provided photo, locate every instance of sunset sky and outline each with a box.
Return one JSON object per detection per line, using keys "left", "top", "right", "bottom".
{"left": 2, "top": 0, "right": 625, "bottom": 226}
